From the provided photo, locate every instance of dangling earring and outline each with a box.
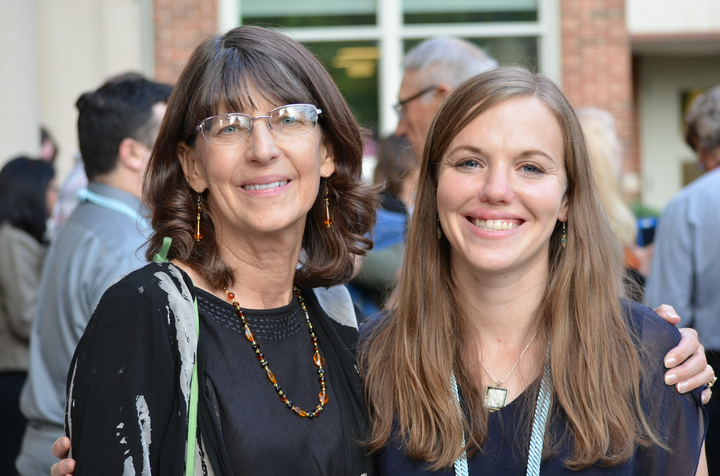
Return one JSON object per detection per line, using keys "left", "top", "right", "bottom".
{"left": 437, "top": 216, "right": 442, "bottom": 240}
{"left": 194, "top": 191, "right": 203, "bottom": 241}
{"left": 323, "top": 185, "right": 333, "bottom": 228}
{"left": 561, "top": 222, "right": 567, "bottom": 249}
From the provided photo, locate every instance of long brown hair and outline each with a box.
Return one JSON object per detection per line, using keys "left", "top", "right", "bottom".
{"left": 144, "top": 26, "right": 376, "bottom": 288}
{"left": 360, "top": 67, "right": 660, "bottom": 469}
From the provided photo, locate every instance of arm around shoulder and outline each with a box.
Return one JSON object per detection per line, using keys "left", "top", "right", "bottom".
{"left": 629, "top": 302, "right": 707, "bottom": 475}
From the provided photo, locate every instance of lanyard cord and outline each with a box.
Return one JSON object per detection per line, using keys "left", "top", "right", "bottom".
{"left": 78, "top": 187, "right": 150, "bottom": 230}
{"left": 152, "top": 241, "right": 200, "bottom": 475}
{"left": 451, "top": 344, "right": 552, "bottom": 476}
{"left": 526, "top": 346, "right": 552, "bottom": 475}
{"left": 450, "top": 373, "right": 469, "bottom": 476}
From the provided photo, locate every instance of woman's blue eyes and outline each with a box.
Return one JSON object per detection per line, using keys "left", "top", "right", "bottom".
{"left": 457, "top": 159, "right": 480, "bottom": 169}
{"left": 219, "top": 125, "right": 239, "bottom": 134}
{"left": 455, "top": 160, "right": 543, "bottom": 175}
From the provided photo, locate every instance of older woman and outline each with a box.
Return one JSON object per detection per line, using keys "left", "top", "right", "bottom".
{"left": 62, "top": 26, "right": 376, "bottom": 475}
{"left": 361, "top": 67, "right": 708, "bottom": 475}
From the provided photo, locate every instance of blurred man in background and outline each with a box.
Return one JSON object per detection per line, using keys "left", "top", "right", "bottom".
{"left": 394, "top": 37, "right": 497, "bottom": 157}
{"left": 16, "top": 74, "right": 171, "bottom": 476}
{"left": 646, "top": 85, "right": 720, "bottom": 474}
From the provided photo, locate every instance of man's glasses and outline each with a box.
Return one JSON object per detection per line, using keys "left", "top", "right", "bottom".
{"left": 392, "top": 86, "right": 438, "bottom": 118}
{"left": 195, "top": 104, "right": 322, "bottom": 146}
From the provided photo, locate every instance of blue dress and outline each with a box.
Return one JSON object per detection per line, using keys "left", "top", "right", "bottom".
{"left": 375, "top": 301, "right": 707, "bottom": 475}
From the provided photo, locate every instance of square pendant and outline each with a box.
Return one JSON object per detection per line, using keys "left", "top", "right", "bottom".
{"left": 485, "top": 385, "right": 509, "bottom": 411}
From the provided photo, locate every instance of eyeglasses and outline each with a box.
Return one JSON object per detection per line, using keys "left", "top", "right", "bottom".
{"left": 195, "top": 104, "right": 322, "bottom": 146}
{"left": 392, "top": 85, "right": 438, "bottom": 118}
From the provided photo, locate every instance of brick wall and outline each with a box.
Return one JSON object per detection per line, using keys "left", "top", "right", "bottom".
{"left": 153, "top": 0, "right": 218, "bottom": 84}
{"left": 561, "top": 0, "right": 638, "bottom": 181}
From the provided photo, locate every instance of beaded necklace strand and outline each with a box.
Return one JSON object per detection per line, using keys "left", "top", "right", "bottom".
{"left": 223, "top": 286, "right": 329, "bottom": 418}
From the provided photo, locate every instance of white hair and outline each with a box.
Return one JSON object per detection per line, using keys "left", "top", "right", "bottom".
{"left": 685, "top": 85, "right": 720, "bottom": 152}
{"left": 402, "top": 37, "right": 498, "bottom": 91}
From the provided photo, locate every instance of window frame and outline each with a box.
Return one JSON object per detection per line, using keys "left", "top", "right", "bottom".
{"left": 225, "top": 0, "right": 560, "bottom": 135}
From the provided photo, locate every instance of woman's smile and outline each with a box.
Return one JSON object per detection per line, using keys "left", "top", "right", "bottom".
{"left": 241, "top": 179, "right": 289, "bottom": 191}
{"left": 464, "top": 212, "right": 525, "bottom": 235}
{"left": 239, "top": 175, "right": 292, "bottom": 196}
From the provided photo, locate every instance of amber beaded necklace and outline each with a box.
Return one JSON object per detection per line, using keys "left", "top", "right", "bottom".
{"left": 222, "top": 286, "right": 329, "bottom": 418}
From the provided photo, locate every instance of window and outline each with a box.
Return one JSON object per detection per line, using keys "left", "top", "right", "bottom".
{"left": 231, "top": 0, "right": 558, "bottom": 138}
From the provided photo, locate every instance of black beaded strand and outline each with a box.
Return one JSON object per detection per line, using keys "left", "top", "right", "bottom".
{"left": 223, "top": 286, "right": 329, "bottom": 418}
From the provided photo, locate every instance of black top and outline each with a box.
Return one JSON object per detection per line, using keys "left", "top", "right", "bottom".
{"left": 66, "top": 262, "right": 374, "bottom": 476}
{"left": 197, "top": 288, "right": 344, "bottom": 476}
{"left": 373, "top": 301, "right": 707, "bottom": 476}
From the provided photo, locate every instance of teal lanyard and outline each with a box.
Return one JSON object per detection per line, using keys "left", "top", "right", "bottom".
{"left": 451, "top": 345, "right": 552, "bottom": 476}
{"left": 78, "top": 187, "right": 150, "bottom": 230}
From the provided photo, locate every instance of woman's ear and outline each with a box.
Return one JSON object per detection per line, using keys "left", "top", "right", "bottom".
{"left": 558, "top": 193, "right": 570, "bottom": 223}
{"left": 177, "top": 142, "right": 208, "bottom": 192}
{"left": 319, "top": 140, "right": 336, "bottom": 178}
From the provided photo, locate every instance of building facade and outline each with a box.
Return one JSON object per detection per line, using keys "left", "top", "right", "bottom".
{"left": 2, "top": 0, "right": 719, "bottom": 211}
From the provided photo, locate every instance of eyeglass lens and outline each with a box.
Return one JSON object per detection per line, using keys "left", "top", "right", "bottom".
{"left": 200, "top": 104, "right": 320, "bottom": 145}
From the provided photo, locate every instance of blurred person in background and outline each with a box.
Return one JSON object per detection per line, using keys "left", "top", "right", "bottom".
{"left": 39, "top": 127, "right": 58, "bottom": 164}
{"left": 350, "top": 135, "right": 417, "bottom": 314}
{"left": 16, "top": 75, "right": 171, "bottom": 476}
{"left": 0, "top": 157, "right": 56, "bottom": 476}
{"left": 576, "top": 108, "right": 646, "bottom": 297}
{"left": 394, "top": 37, "right": 498, "bottom": 157}
{"left": 46, "top": 75, "right": 146, "bottom": 239}
{"left": 45, "top": 154, "right": 88, "bottom": 240}
{"left": 646, "top": 85, "right": 720, "bottom": 475}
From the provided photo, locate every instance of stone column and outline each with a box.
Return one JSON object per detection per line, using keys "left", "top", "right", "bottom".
{"left": 0, "top": 0, "right": 40, "bottom": 168}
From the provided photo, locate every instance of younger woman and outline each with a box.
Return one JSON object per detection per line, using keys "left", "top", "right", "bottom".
{"left": 361, "top": 67, "right": 707, "bottom": 475}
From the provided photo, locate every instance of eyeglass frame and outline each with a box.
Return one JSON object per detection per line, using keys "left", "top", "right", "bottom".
{"left": 194, "top": 103, "right": 323, "bottom": 145}
{"left": 392, "top": 85, "right": 438, "bottom": 117}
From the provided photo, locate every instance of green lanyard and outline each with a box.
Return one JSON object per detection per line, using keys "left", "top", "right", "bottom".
{"left": 152, "top": 238, "right": 200, "bottom": 475}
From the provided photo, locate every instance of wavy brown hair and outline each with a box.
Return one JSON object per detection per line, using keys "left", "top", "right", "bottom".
{"left": 144, "top": 26, "right": 376, "bottom": 289}
{"left": 360, "top": 67, "right": 661, "bottom": 470}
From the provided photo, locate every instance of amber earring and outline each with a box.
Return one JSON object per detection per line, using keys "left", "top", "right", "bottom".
{"left": 324, "top": 185, "right": 333, "bottom": 228}
{"left": 561, "top": 222, "right": 567, "bottom": 248}
{"left": 437, "top": 216, "right": 442, "bottom": 240}
{"left": 194, "top": 191, "right": 203, "bottom": 241}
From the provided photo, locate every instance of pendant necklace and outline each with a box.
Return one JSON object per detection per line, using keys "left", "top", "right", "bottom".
{"left": 480, "top": 331, "right": 538, "bottom": 411}
{"left": 451, "top": 343, "right": 552, "bottom": 476}
{"left": 223, "top": 286, "right": 329, "bottom": 418}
